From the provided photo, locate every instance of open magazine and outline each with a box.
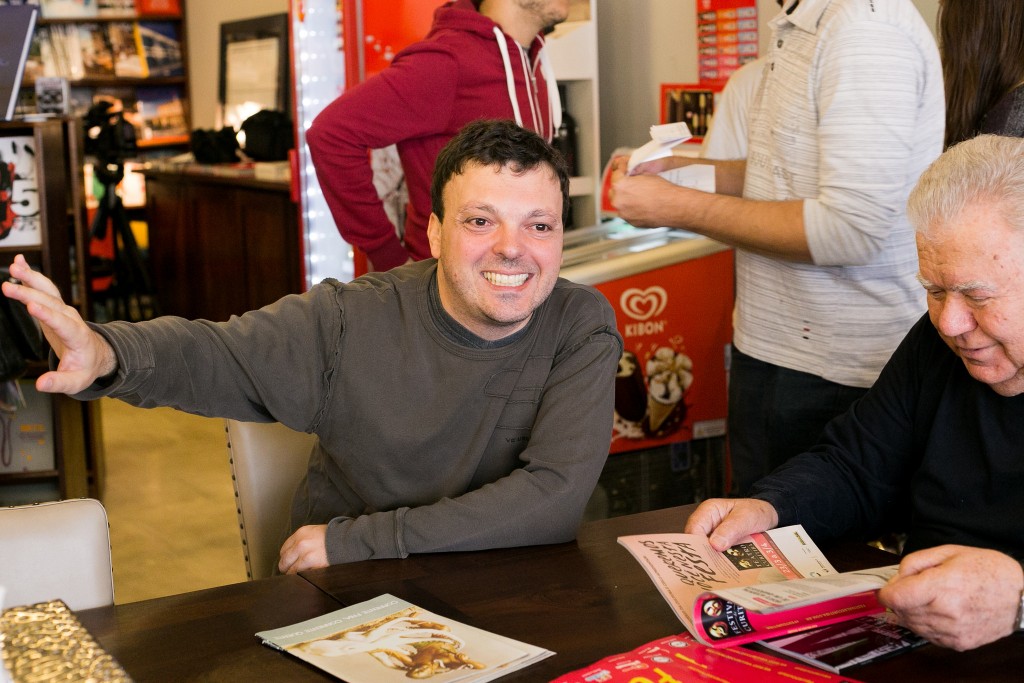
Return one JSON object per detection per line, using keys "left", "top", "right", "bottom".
{"left": 618, "top": 525, "right": 897, "bottom": 648}
{"left": 759, "top": 614, "right": 927, "bottom": 673}
{"left": 256, "top": 594, "right": 553, "bottom": 682}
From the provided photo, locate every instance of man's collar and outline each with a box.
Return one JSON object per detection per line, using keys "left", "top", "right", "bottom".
{"left": 775, "top": 0, "right": 829, "bottom": 34}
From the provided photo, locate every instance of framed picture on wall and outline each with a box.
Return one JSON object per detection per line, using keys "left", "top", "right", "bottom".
{"left": 660, "top": 84, "right": 716, "bottom": 140}
{"left": 218, "top": 13, "right": 289, "bottom": 130}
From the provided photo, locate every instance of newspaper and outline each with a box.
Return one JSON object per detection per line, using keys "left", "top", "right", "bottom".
{"left": 619, "top": 525, "right": 895, "bottom": 648}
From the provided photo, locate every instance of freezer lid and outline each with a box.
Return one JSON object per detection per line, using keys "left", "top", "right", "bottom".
{"left": 559, "top": 229, "right": 730, "bottom": 285}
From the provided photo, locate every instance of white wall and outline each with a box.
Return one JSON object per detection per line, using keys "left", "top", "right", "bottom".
{"left": 186, "top": 0, "right": 289, "bottom": 129}
{"left": 596, "top": 0, "right": 940, "bottom": 163}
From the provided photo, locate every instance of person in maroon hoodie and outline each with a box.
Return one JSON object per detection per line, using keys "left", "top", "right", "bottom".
{"left": 307, "top": 0, "right": 569, "bottom": 272}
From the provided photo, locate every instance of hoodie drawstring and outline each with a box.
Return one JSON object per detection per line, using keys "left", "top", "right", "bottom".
{"left": 492, "top": 27, "right": 563, "bottom": 143}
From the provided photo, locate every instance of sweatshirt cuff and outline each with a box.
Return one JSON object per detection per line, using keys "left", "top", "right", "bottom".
{"left": 324, "top": 507, "right": 409, "bottom": 565}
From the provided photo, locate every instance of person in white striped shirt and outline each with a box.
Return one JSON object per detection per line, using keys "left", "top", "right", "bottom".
{"left": 610, "top": 0, "right": 944, "bottom": 495}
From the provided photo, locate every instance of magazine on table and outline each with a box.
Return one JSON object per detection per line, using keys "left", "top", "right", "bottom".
{"left": 550, "top": 631, "right": 866, "bottom": 683}
{"left": 618, "top": 525, "right": 897, "bottom": 647}
{"left": 256, "top": 593, "right": 553, "bottom": 682}
{"left": 759, "top": 614, "right": 928, "bottom": 673}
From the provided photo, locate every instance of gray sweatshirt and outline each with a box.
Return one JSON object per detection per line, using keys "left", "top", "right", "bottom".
{"left": 82, "top": 260, "right": 622, "bottom": 564}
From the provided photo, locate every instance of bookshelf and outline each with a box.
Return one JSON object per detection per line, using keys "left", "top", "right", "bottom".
{"left": 17, "top": 0, "right": 190, "bottom": 152}
{"left": 0, "top": 118, "right": 103, "bottom": 505}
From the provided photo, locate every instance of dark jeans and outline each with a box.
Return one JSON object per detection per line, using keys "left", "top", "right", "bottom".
{"left": 727, "top": 346, "right": 868, "bottom": 497}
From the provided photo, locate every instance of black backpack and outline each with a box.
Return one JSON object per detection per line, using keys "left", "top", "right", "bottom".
{"left": 240, "top": 110, "right": 294, "bottom": 162}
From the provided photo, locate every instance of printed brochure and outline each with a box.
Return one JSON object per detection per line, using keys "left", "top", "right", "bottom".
{"left": 550, "top": 632, "right": 865, "bottom": 683}
{"left": 256, "top": 594, "right": 553, "bottom": 682}
{"left": 618, "top": 525, "right": 896, "bottom": 647}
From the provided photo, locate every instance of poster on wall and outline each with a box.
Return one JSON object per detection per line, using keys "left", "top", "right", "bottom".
{"left": 0, "top": 135, "right": 41, "bottom": 248}
{"left": 594, "top": 250, "right": 734, "bottom": 454}
{"left": 696, "top": 0, "right": 758, "bottom": 88}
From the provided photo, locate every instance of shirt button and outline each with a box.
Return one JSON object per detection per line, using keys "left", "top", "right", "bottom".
{"left": 777, "top": 39, "right": 783, "bottom": 47}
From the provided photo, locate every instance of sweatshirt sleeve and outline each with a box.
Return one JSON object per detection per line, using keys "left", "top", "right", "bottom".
{"left": 323, "top": 294, "right": 624, "bottom": 564}
{"left": 75, "top": 283, "right": 344, "bottom": 433}
{"left": 306, "top": 43, "right": 460, "bottom": 271}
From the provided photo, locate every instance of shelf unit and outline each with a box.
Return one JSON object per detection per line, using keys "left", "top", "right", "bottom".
{"left": 546, "top": 0, "right": 601, "bottom": 228}
{"left": 19, "top": 2, "right": 190, "bottom": 153}
{"left": 0, "top": 118, "right": 103, "bottom": 506}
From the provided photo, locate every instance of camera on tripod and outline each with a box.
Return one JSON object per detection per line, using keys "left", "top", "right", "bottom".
{"left": 84, "top": 100, "right": 138, "bottom": 185}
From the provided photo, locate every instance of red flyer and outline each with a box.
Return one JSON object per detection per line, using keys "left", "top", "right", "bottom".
{"left": 551, "top": 632, "right": 865, "bottom": 683}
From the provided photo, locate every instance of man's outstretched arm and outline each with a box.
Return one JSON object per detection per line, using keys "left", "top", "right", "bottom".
{"left": 2, "top": 254, "right": 117, "bottom": 394}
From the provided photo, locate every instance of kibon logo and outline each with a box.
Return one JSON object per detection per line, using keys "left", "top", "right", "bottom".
{"left": 619, "top": 287, "right": 669, "bottom": 337}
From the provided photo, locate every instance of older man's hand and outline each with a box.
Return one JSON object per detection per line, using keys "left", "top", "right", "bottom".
{"left": 879, "top": 545, "right": 1024, "bottom": 651}
{"left": 683, "top": 498, "right": 779, "bottom": 552}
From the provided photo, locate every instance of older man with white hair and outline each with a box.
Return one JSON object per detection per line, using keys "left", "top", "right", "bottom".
{"left": 684, "top": 134, "right": 1024, "bottom": 652}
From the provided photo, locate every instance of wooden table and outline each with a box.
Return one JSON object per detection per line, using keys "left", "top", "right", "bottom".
{"left": 76, "top": 574, "right": 341, "bottom": 681}
{"left": 75, "top": 505, "right": 1023, "bottom": 682}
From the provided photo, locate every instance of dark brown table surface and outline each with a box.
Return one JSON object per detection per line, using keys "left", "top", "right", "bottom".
{"left": 300, "top": 504, "right": 1024, "bottom": 682}
{"left": 74, "top": 504, "right": 1023, "bottom": 682}
{"left": 76, "top": 574, "right": 342, "bottom": 682}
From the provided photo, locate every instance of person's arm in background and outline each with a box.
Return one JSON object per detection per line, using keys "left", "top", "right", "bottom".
{"left": 612, "top": 22, "right": 934, "bottom": 267}
{"left": 306, "top": 43, "right": 458, "bottom": 271}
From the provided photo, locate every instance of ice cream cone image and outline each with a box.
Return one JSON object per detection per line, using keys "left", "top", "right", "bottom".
{"left": 647, "top": 394, "right": 677, "bottom": 432}
{"left": 642, "top": 346, "right": 693, "bottom": 437}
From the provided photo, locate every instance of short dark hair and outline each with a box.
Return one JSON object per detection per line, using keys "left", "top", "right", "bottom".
{"left": 430, "top": 119, "right": 570, "bottom": 226}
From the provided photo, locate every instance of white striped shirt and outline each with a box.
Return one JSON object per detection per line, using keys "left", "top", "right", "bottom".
{"left": 735, "top": 0, "right": 944, "bottom": 388}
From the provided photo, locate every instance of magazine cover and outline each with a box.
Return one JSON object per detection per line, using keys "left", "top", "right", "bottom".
{"left": 619, "top": 526, "right": 893, "bottom": 648}
{"left": 137, "top": 21, "right": 183, "bottom": 77}
{"left": 256, "top": 594, "right": 553, "bottom": 682}
{"left": 551, "top": 632, "right": 865, "bottom": 683}
{"left": 760, "top": 614, "right": 928, "bottom": 673}
{"left": 0, "top": 135, "right": 41, "bottom": 248}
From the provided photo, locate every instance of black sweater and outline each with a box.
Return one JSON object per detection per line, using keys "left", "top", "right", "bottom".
{"left": 752, "top": 314, "right": 1024, "bottom": 558}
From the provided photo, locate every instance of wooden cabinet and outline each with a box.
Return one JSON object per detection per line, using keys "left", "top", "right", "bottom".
{"left": 142, "top": 168, "right": 302, "bottom": 322}
{"left": 0, "top": 119, "right": 103, "bottom": 505}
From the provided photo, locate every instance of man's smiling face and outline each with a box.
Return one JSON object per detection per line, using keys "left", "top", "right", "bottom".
{"left": 428, "top": 160, "right": 564, "bottom": 341}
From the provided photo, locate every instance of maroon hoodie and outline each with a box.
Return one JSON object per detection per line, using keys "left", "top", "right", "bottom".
{"left": 306, "top": 0, "right": 560, "bottom": 271}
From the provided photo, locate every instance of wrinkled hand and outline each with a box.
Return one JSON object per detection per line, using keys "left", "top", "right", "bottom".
{"left": 879, "top": 545, "right": 1024, "bottom": 651}
{"left": 2, "top": 254, "right": 116, "bottom": 393}
{"left": 683, "top": 498, "right": 779, "bottom": 552}
{"left": 278, "top": 524, "right": 329, "bottom": 574}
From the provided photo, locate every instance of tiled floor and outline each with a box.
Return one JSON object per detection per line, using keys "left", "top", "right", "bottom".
{"left": 99, "top": 398, "right": 248, "bottom": 604}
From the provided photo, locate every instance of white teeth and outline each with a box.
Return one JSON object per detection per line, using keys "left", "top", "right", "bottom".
{"left": 484, "top": 272, "right": 528, "bottom": 287}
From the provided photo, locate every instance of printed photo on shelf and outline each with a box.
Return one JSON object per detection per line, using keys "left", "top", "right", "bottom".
{"left": 39, "top": 0, "right": 98, "bottom": 19}
{"left": 134, "top": 0, "right": 179, "bottom": 16}
{"left": 97, "top": 0, "right": 135, "bottom": 16}
{"left": 134, "top": 84, "right": 187, "bottom": 144}
{"left": 107, "top": 21, "right": 146, "bottom": 77}
{"left": 78, "top": 22, "right": 116, "bottom": 78}
{"left": 137, "top": 20, "right": 183, "bottom": 77}
{"left": 0, "top": 135, "right": 41, "bottom": 248}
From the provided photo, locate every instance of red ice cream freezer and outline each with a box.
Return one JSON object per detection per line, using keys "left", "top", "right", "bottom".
{"left": 560, "top": 220, "right": 734, "bottom": 456}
